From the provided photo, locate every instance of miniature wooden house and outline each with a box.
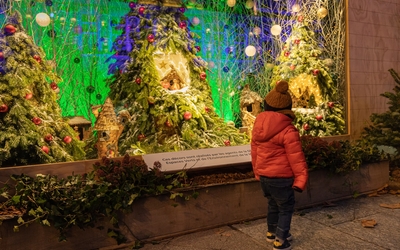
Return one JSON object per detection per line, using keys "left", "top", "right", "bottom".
{"left": 67, "top": 116, "right": 92, "bottom": 141}
{"left": 93, "top": 98, "right": 124, "bottom": 158}
{"left": 239, "top": 85, "right": 263, "bottom": 139}
{"left": 160, "top": 65, "right": 186, "bottom": 91}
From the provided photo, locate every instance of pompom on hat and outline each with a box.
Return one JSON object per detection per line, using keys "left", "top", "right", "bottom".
{"left": 264, "top": 80, "right": 292, "bottom": 111}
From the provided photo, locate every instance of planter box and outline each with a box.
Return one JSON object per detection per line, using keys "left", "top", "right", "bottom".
{"left": 0, "top": 161, "right": 389, "bottom": 250}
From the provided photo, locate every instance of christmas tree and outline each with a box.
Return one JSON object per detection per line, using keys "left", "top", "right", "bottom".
{"left": 106, "top": 3, "right": 248, "bottom": 154}
{"left": 363, "top": 69, "right": 400, "bottom": 156}
{"left": 0, "top": 12, "right": 85, "bottom": 167}
{"left": 270, "top": 13, "right": 345, "bottom": 136}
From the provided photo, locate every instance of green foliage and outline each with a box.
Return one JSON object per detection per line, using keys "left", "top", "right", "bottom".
{"left": 362, "top": 69, "right": 400, "bottom": 160}
{"left": 0, "top": 155, "right": 193, "bottom": 243}
{"left": 301, "top": 135, "right": 386, "bottom": 174}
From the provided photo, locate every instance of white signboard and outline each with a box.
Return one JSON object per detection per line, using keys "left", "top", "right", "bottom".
{"left": 142, "top": 145, "right": 251, "bottom": 172}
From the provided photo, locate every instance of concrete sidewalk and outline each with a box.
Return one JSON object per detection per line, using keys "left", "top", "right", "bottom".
{"left": 131, "top": 193, "right": 400, "bottom": 250}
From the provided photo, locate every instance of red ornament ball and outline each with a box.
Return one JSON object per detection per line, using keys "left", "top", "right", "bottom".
{"left": 135, "top": 77, "right": 141, "bottom": 84}
{"left": 50, "top": 82, "right": 58, "bottom": 90}
{"left": 316, "top": 115, "right": 323, "bottom": 121}
{"left": 284, "top": 51, "right": 290, "bottom": 57}
{"left": 183, "top": 111, "right": 192, "bottom": 121}
{"left": 33, "top": 55, "right": 42, "bottom": 63}
{"left": 63, "top": 136, "right": 72, "bottom": 144}
{"left": 0, "top": 51, "right": 4, "bottom": 60}
{"left": 41, "top": 146, "right": 50, "bottom": 154}
{"left": 179, "top": 21, "right": 187, "bottom": 29}
{"left": 294, "top": 39, "right": 301, "bottom": 44}
{"left": 205, "top": 107, "right": 211, "bottom": 113}
{"left": 44, "top": 134, "right": 53, "bottom": 142}
{"left": 0, "top": 104, "right": 8, "bottom": 112}
{"left": 194, "top": 46, "right": 201, "bottom": 52}
{"left": 137, "top": 134, "right": 146, "bottom": 141}
{"left": 165, "top": 121, "right": 172, "bottom": 127}
{"left": 200, "top": 72, "right": 207, "bottom": 80}
{"left": 312, "top": 69, "right": 320, "bottom": 76}
{"left": 290, "top": 65, "right": 296, "bottom": 71}
{"left": 297, "top": 15, "right": 304, "bottom": 22}
{"left": 224, "top": 140, "right": 231, "bottom": 146}
{"left": 4, "top": 24, "right": 16, "bottom": 35}
{"left": 328, "top": 102, "right": 335, "bottom": 108}
{"left": 32, "top": 117, "right": 42, "bottom": 125}
{"left": 303, "top": 123, "right": 310, "bottom": 131}
{"left": 147, "top": 34, "right": 155, "bottom": 43}
{"left": 129, "top": 2, "right": 136, "bottom": 8}
{"left": 139, "top": 7, "right": 145, "bottom": 15}
{"left": 25, "top": 93, "right": 33, "bottom": 100}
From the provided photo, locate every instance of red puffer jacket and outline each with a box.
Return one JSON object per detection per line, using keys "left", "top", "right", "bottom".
{"left": 251, "top": 111, "right": 308, "bottom": 191}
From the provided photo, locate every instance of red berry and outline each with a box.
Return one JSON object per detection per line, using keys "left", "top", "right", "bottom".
{"left": 165, "top": 121, "right": 172, "bottom": 127}
{"left": 200, "top": 72, "right": 207, "bottom": 80}
{"left": 183, "top": 111, "right": 192, "bottom": 121}
{"left": 139, "top": 7, "right": 145, "bottom": 14}
{"left": 294, "top": 39, "right": 301, "bottom": 44}
{"left": 44, "top": 134, "right": 53, "bottom": 142}
{"left": 41, "top": 146, "right": 50, "bottom": 154}
{"left": 50, "top": 82, "right": 58, "bottom": 90}
{"left": 303, "top": 123, "right": 310, "bottom": 131}
{"left": 284, "top": 51, "right": 290, "bottom": 57}
{"left": 147, "top": 34, "right": 154, "bottom": 43}
{"left": 32, "top": 117, "right": 42, "bottom": 125}
{"left": 316, "top": 115, "right": 323, "bottom": 121}
{"left": 4, "top": 24, "right": 16, "bottom": 35}
{"left": 33, "top": 55, "right": 42, "bottom": 63}
{"left": 290, "top": 65, "right": 296, "bottom": 70}
{"left": 135, "top": 77, "right": 141, "bottom": 84}
{"left": 63, "top": 136, "right": 72, "bottom": 144}
{"left": 205, "top": 107, "right": 210, "bottom": 113}
{"left": 138, "top": 134, "right": 145, "bottom": 141}
{"left": 0, "top": 104, "right": 8, "bottom": 112}
{"left": 25, "top": 93, "right": 33, "bottom": 99}
{"left": 224, "top": 140, "right": 231, "bottom": 146}
{"left": 312, "top": 69, "right": 320, "bottom": 76}
{"left": 328, "top": 102, "right": 334, "bottom": 108}
{"left": 0, "top": 51, "right": 4, "bottom": 60}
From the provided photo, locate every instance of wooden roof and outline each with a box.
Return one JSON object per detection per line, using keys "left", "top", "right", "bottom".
{"left": 94, "top": 98, "right": 121, "bottom": 131}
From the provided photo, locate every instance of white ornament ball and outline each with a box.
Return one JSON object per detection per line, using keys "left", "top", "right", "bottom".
{"left": 317, "top": 7, "right": 328, "bottom": 18}
{"left": 245, "top": 0, "right": 254, "bottom": 9}
{"left": 192, "top": 17, "right": 200, "bottom": 26}
{"left": 206, "top": 28, "right": 211, "bottom": 33}
{"left": 35, "top": 13, "right": 51, "bottom": 27}
{"left": 227, "top": 0, "right": 236, "bottom": 7}
{"left": 245, "top": 45, "right": 256, "bottom": 57}
{"left": 292, "top": 3, "right": 300, "bottom": 12}
{"left": 253, "top": 26, "right": 261, "bottom": 35}
{"left": 270, "top": 25, "right": 282, "bottom": 36}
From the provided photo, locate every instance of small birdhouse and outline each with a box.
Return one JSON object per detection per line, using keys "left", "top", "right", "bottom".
{"left": 67, "top": 116, "right": 92, "bottom": 141}
{"left": 239, "top": 85, "right": 263, "bottom": 139}
{"left": 94, "top": 98, "right": 124, "bottom": 158}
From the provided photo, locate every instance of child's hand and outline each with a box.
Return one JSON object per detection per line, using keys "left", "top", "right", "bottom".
{"left": 293, "top": 186, "right": 303, "bottom": 193}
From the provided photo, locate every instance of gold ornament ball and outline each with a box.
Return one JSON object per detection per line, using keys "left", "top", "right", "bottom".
{"left": 317, "top": 7, "right": 328, "bottom": 18}
{"left": 227, "top": 0, "right": 236, "bottom": 7}
{"left": 245, "top": 0, "right": 254, "bottom": 9}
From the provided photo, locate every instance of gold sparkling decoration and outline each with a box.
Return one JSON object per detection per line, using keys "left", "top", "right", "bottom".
{"left": 289, "top": 73, "right": 323, "bottom": 107}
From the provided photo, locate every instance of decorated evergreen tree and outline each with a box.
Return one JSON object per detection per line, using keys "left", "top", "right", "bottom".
{"left": 106, "top": 3, "right": 248, "bottom": 154}
{"left": 270, "top": 14, "right": 345, "bottom": 136}
{"left": 363, "top": 69, "right": 400, "bottom": 157}
{"left": 0, "top": 12, "right": 85, "bottom": 167}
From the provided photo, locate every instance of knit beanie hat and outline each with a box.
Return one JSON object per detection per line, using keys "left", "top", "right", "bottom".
{"left": 264, "top": 80, "right": 292, "bottom": 111}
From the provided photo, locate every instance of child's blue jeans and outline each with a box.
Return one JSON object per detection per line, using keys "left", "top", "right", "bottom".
{"left": 260, "top": 176, "right": 295, "bottom": 241}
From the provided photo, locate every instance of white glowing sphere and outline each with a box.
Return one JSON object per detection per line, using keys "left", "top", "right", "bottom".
{"left": 253, "top": 26, "right": 261, "bottom": 35}
{"left": 245, "top": 0, "right": 254, "bottom": 9}
{"left": 208, "top": 61, "right": 215, "bottom": 68}
{"left": 192, "top": 17, "right": 200, "bottom": 26}
{"left": 245, "top": 45, "right": 257, "bottom": 57}
{"left": 270, "top": 25, "right": 282, "bottom": 36}
{"left": 227, "top": 0, "right": 236, "bottom": 7}
{"left": 317, "top": 7, "right": 328, "bottom": 18}
{"left": 35, "top": 13, "right": 51, "bottom": 27}
{"left": 292, "top": 4, "right": 300, "bottom": 12}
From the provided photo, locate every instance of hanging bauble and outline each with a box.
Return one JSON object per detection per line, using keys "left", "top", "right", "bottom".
{"left": 294, "top": 39, "right": 300, "bottom": 44}
{"left": 135, "top": 77, "right": 141, "bottom": 84}
{"left": 183, "top": 111, "right": 192, "bottom": 120}
{"left": 312, "top": 69, "right": 320, "bottom": 75}
{"left": 74, "top": 57, "right": 80, "bottom": 63}
{"left": 317, "top": 7, "right": 328, "bottom": 18}
{"left": 96, "top": 93, "right": 102, "bottom": 100}
{"left": 50, "top": 82, "right": 58, "bottom": 90}
{"left": 328, "top": 102, "right": 335, "bottom": 108}
{"left": 0, "top": 104, "right": 8, "bottom": 113}
{"left": 292, "top": 3, "right": 300, "bottom": 12}
{"left": 227, "top": 0, "right": 236, "bottom": 7}
{"left": 45, "top": 0, "right": 53, "bottom": 6}
{"left": 33, "top": 55, "right": 42, "bottom": 63}
{"left": 4, "top": 24, "right": 17, "bottom": 35}
{"left": 316, "top": 115, "right": 323, "bottom": 121}
{"left": 223, "top": 66, "right": 230, "bottom": 72}
{"left": 137, "top": 134, "right": 146, "bottom": 141}
{"left": 44, "top": 134, "right": 53, "bottom": 142}
{"left": 129, "top": 2, "right": 136, "bottom": 8}
{"left": 63, "top": 136, "right": 72, "bottom": 144}
{"left": 25, "top": 93, "right": 33, "bottom": 99}
{"left": 200, "top": 72, "right": 207, "bottom": 80}
{"left": 32, "top": 117, "right": 42, "bottom": 125}
{"left": 178, "top": 7, "right": 186, "bottom": 13}
{"left": 86, "top": 86, "right": 95, "bottom": 93}
{"left": 194, "top": 45, "right": 201, "bottom": 52}
{"left": 139, "top": 7, "right": 145, "bottom": 15}
{"left": 290, "top": 65, "right": 296, "bottom": 70}
{"left": 41, "top": 146, "right": 50, "bottom": 154}
{"left": 297, "top": 15, "right": 304, "bottom": 22}
{"left": 284, "top": 51, "right": 290, "bottom": 57}
{"left": 245, "top": 45, "right": 256, "bottom": 57}
{"left": 0, "top": 52, "right": 4, "bottom": 60}
{"left": 270, "top": 25, "right": 282, "bottom": 36}
{"left": 205, "top": 107, "right": 211, "bottom": 113}
{"left": 35, "top": 13, "right": 51, "bottom": 27}
{"left": 253, "top": 26, "right": 261, "bottom": 36}
{"left": 303, "top": 123, "right": 310, "bottom": 131}
{"left": 192, "top": 17, "right": 200, "bottom": 26}
{"left": 179, "top": 21, "right": 187, "bottom": 29}
{"left": 224, "top": 140, "right": 231, "bottom": 146}
{"left": 165, "top": 121, "right": 172, "bottom": 127}
{"left": 245, "top": 0, "right": 254, "bottom": 9}
{"left": 147, "top": 34, "right": 155, "bottom": 43}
